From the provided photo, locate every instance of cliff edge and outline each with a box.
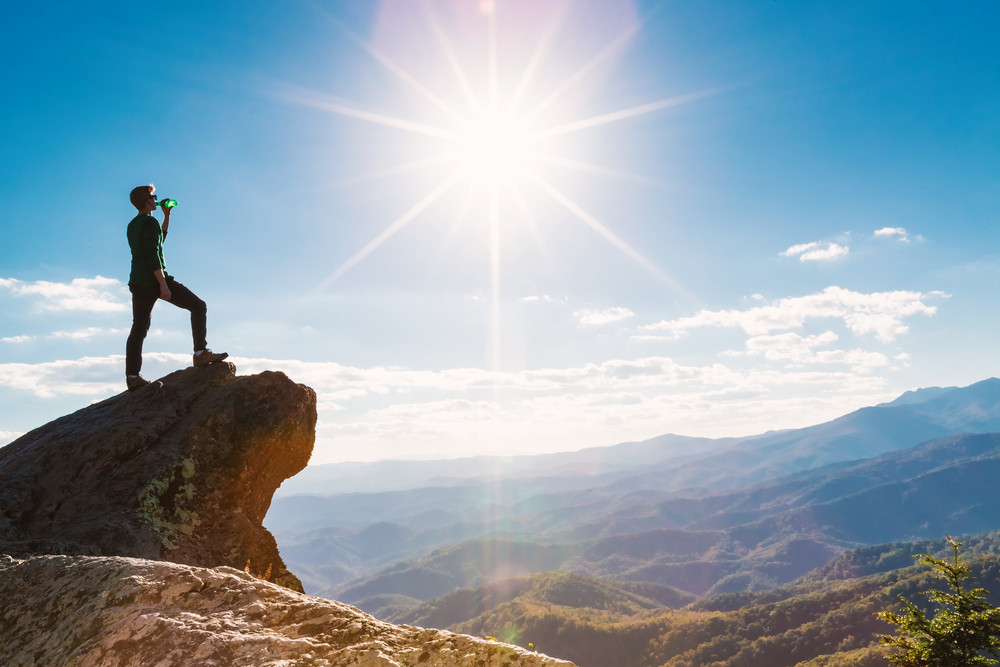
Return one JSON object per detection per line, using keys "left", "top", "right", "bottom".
{"left": 0, "top": 362, "right": 314, "bottom": 591}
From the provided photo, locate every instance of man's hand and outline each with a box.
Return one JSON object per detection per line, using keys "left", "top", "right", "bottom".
{"left": 154, "top": 270, "right": 170, "bottom": 301}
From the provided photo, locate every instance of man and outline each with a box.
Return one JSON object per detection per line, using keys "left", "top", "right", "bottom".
{"left": 125, "top": 184, "right": 227, "bottom": 391}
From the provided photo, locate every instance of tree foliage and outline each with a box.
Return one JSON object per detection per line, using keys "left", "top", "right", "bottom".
{"left": 877, "top": 536, "right": 1000, "bottom": 666}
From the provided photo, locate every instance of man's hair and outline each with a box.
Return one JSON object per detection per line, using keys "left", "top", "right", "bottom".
{"left": 129, "top": 184, "right": 155, "bottom": 211}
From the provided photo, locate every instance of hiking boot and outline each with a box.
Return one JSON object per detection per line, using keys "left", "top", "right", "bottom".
{"left": 126, "top": 375, "right": 151, "bottom": 392}
{"left": 193, "top": 349, "right": 229, "bottom": 367}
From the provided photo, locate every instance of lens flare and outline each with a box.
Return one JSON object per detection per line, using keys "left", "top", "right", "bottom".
{"left": 287, "top": 1, "right": 712, "bottom": 365}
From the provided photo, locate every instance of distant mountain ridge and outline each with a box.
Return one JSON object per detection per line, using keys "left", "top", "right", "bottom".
{"left": 268, "top": 378, "right": 1000, "bottom": 598}
{"left": 319, "top": 432, "right": 1000, "bottom": 605}
{"left": 278, "top": 378, "right": 1000, "bottom": 499}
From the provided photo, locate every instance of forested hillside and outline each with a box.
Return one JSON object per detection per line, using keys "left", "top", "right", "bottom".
{"left": 419, "top": 539, "right": 1000, "bottom": 667}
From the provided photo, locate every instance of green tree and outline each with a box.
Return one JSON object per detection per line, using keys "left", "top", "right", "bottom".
{"left": 876, "top": 536, "right": 1000, "bottom": 666}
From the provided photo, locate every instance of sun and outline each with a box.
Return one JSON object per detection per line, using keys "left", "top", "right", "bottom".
{"left": 289, "top": 2, "right": 708, "bottom": 364}
{"left": 452, "top": 109, "right": 539, "bottom": 187}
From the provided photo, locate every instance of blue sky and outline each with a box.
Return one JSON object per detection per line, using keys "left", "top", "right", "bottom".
{"left": 2, "top": 1, "right": 998, "bottom": 463}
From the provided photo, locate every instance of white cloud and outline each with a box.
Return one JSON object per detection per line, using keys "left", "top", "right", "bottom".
{"left": 874, "top": 227, "right": 910, "bottom": 242}
{"left": 2, "top": 335, "right": 34, "bottom": 344}
{"left": 742, "top": 331, "right": 839, "bottom": 362}
{"left": 739, "top": 332, "right": 888, "bottom": 372}
{"left": 630, "top": 334, "right": 668, "bottom": 343}
{"left": 0, "top": 276, "right": 128, "bottom": 313}
{"left": 0, "top": 351, "right": 904, "bottom": 463}
{"left": 520, "top": 294, "right": 565, "bottom": 304}
{"left": 50, "top": 327, "right": 128, "bottom": 340}
{"left": 0, "top": 356, "right": 125, "bottom": 398}
{"left": 0, "top": 430, "right": 24, "bottom": 446}
{"left": 781, "top": 241, "right": 850, "bottom": 262}
{"left": 574, "top": 307, "right": 634, "bottom": 326}
{"left": 643, "top": 286, "right": 942, "bottom": 342}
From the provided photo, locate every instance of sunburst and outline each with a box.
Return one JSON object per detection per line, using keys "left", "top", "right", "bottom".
{"left": 286, "top": 1, "right": 710, "bottom": 367}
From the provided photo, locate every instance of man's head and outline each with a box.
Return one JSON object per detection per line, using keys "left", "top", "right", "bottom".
{"left": 130, "top": 184, "right": 156, "bottom": 212}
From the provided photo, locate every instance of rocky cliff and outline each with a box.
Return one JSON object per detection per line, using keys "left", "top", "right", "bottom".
{"left": 0, "top": 362, "right": 313, "bottom": 591}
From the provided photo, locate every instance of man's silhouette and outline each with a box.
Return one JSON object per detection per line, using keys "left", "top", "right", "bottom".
{"left": 125, "top": 184, "right": 227, "bottom": 391}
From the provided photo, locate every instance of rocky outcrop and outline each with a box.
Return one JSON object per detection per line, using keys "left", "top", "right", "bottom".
{"left": 0, "top": 554, "right": 574, "bottom": 666}
{"left": 0, "top": 363, "right": 315, "bottom": 591}
{"left": 0, "top": 364, "right": 577, "bottom": 666}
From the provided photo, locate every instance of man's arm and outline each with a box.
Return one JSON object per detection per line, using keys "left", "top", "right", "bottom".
{"left": 154, "top": 209, "right": 170, "bottom": 300}
{"left": 140, "top": 216, "right": 170, "bottom": 300}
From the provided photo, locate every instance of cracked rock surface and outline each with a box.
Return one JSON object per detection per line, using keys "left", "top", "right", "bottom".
{"left": 0, "top": 554, "right": 574, "bottom": 666}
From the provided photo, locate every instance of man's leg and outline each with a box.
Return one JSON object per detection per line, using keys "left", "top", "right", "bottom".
{"left": 125, "top": 285, "right": 159, "bottom": 376}
{"left": 163, "top": 277, "right": 208, "bottom": 352}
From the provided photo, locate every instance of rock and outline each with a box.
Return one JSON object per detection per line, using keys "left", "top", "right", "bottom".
{"left": 0, "top": 554, "right": 575, "bottom": 666}
{"left": 0, "top": 363, "right": 315, "bottom": 592}
{"left": 0, "top": 365, "right": 578, "bottom": 665}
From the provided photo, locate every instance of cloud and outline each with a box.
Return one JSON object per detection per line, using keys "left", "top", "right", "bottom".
{"left": 574, "top": 307, "right": 634, "bottom": 326}
{"left": 0, "top": 351, "right": 906, "bottom": 462}
{"left": 50, "top": 327, "right": 128, "bottom": 340}
{"left": 643, "top": 286, "right": 942, "bottom": 343}
{"left": 0, "top": 430, "right": 24, "bottom": 446}
{"left": 0, "top": 276, "right": 128, "bottom": 313}
{"left": 781, "top": 241, "right": 850, "bottom": 262}
{"left": 2, "top": 327, "right": 126, "bottom": 345}
{"left": 0, "top": 355, "right": 126, "bottom": 398}
{"left": 741, "top": 331, "right": 839, "bottom": 362}
{"left": 520, "top": 294, "right": 565, "bottom": 304}
{"left": 739, "top": 331, "right": 889, "bottom": 371}
{"left": 874, "top": 227, "right": 910, "bottom": 242}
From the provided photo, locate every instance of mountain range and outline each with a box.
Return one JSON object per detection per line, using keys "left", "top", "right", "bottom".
{"left": 266, "top": 378, "right": 1000, "bottom": 605}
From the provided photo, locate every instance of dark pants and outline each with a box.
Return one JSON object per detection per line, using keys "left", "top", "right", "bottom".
{"left": 125, "top": 276, "right": 207, "bottom": 376}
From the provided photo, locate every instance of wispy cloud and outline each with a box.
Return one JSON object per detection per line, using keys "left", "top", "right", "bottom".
{"left": 642, "top": 286, "right": 945, "bottom": 342}
{"left": 874, "top": 226, "right": 920, "bottom": 243}
{"left": 574, "top": 306, "right": 634, "bottom": 326}
{"left": 781, "top": 241, "right": 849, "bottom": 262}
{"left": 519, "top": 294, "right": 565, "bottom": 304}
{"left": 50, "top": 327, "right": 128, "bottom": 340}
{"left": 0, "top": 355, "right": 126, "bottom": 398}
{"left": 736, "top": 331, "right": 889, "bottom": 372}
{"left": 0, "top": 351, "right": 907, "bottom": 461}
{"left": 2, "top": 327, "right": 127, "bottom": 344}
{"left": 0, "top": 276, "right": 128, "bottom": 313}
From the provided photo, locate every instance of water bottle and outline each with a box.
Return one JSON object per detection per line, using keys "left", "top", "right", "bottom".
{"left": 158, "top": 198, "right": 178, "bottom": 208}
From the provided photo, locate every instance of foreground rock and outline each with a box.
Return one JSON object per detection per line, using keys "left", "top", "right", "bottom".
{"left": 0, "top": 363, "right": 314, "bottom": 591}
{"left": 0, "top": 554, "right": 574, "bottom": 666}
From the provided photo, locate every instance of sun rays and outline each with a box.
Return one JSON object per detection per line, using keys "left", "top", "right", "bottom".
{"left": 292, "top": 0, "right": 708, "bottom": 367}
